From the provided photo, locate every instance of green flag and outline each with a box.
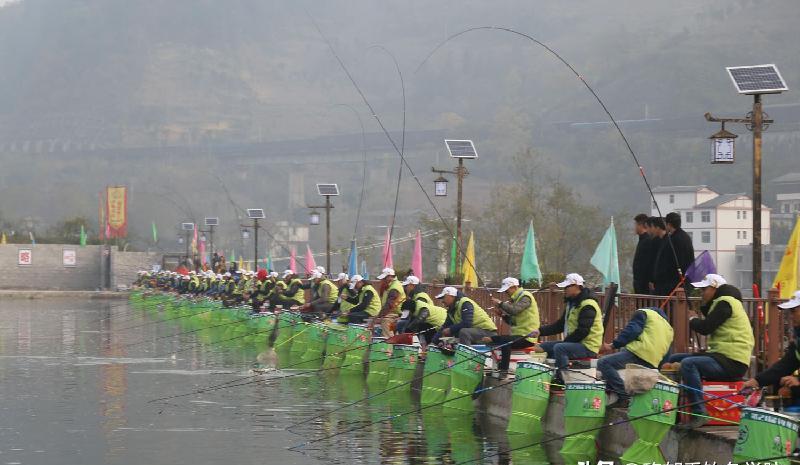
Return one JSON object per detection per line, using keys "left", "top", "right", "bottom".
{"left": 449, "top": 237, "right": 457, "bottom": 276}
{"left": 267, "top": 252, "right": 273, "bottom": 271}
{"left": 520, "top": 221, "right": 542, "bottom": 284}
{"left": 151, "top": 221, "right": 158, "bottom": 243}
{"left": 229, "top": 250, "right": 235, "bottom": 263}
{"left": 80, "top": 225, "right": 87, "bottom": 247}
{"left": 590, "top": 218, "right": 620, "bottom": 289}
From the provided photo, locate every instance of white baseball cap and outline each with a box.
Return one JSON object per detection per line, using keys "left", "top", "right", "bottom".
{"left": 498, "top": 277, "right": 520, "bottom": 293}
{"left": 269, "top": 271, "right": 279, "bottom": 278}
{"left": 435, "top": 286, "right": 458, "bottom": 299}
{"left": 335, "top": 272, "right": 349, "bottom": 282}
{"left": 315, "top": 266, "right": 326, "bottom": 274}
{"left": 401, "top": 275, "right": 420, "bottom": 286}
{"left": 377, "top": 267, "right": 395, "bottom": 279}
{"left": 556, "top": 273, "right": 585, "bottom": 288}
{"left": 223, "top": 272, "right": 231, "bottom": 277}
{"left": 691, "top": 273, "right": 727, "bottom": 289}
{"left": 282, "top": 270, "right": 294, "bottom": 278}
{"left": 778, "top": 290, "right": 800, "bottom": 310}
{"left": 310, "top": 271, "right": 323, "bottom": 280}
{"left": 349, "top": 274, "right": 364, "bottom": 290}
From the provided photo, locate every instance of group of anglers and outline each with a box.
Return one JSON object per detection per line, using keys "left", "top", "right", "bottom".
{"left": 136, "top": 266, "right": 800, "bottom": 430}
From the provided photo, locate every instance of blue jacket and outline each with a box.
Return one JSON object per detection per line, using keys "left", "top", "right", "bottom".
{"left": 611, "top": 307, "right": 668, "bottom": 349}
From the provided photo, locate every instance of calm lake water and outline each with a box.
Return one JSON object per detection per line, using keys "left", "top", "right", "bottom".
{"left": 0, "top": 298, "right": 565, "bottom": 465}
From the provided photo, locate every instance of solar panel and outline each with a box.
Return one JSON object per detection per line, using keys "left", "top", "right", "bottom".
{"left": 316, "top": 183, "right": 340, "bottom": 196}
{"left": 726, "top": 65, "right": 788, "bottom": 95}
{"left": 204, "top": 217, "right": 219, "bottom": 226}
{"left": 246, "top": 209, "right": 265, "bottom": 219}
{"left": 181, "top": 222, "right": 195, "bottom": 231}
{"left": 445, "top": 139, "right": 478, "bottom": 159}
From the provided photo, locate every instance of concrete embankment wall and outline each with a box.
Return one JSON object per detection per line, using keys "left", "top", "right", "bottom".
{"left": 0, "top": 244, "right": 160, "bottom": 290}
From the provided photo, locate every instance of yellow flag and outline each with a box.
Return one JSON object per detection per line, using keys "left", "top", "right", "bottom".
{"left": 238, "top": 256, "right": 244, "bottom": 272}
{"left": 773, "top": 215, "right": 800, "bottom": 299}
{"left": 461, "top": 231, "right": 478, "bottom": 288}
{"left": 1, "top": 233, "right": 6, "bottom": 244}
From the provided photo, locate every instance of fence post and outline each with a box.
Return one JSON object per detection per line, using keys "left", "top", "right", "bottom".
{"left": 767, "top": 287, "right": 782, "bottom": 366}
{"left": 673, "top": 288, "right": 689, "bottom": 354}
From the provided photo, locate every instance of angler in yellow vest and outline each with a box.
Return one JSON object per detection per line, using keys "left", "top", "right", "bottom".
{"left": 332, "top": 273, "right": 355, "bottom": 322}
{"left": 434, "top": 286, "right": 497, "bottom": 345}
{"left": 666, "top": 273, "right": 754, "bottom": 428}
{"left": 482, "top": 277, "right": 541, "bottom": 378}
{"left": 376, "top": 268, "right": 406, "bottom": 337}
{"left": 743, "top": 290, "right": 800, "bottom": 401}
{"left": 404, "top": 299, "right": 448, "bottom": 348}
{"left": 535, "top": 273, "right": 604, "bottom": 374}
{"left": 396, "top": 275, "right": 432, "bottom": 334}
{"left": 303, "top": 270, "right": 338, "bottom": 315}
{"left": 275, "top": 270, "right": 305, "bottom": 308}
{"left": 344, "top": 274, "right": 381, "bottom": 324}
{"left": 597, "top": 306, "right": 673, "bottom": 406}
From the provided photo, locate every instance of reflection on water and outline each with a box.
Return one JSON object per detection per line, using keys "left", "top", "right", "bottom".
{"left": 0, "top": 299, "right": 569, "bottom": 465}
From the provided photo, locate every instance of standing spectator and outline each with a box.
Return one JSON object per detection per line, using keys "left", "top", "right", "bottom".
{"left": 632, "top": 213, "right": 653, "bottom": 294}
{"left": 652, "top": 212, "right": 694, "bottom": 296}
{"left": 646, "top": 217, "right": 666, "bottom": 293}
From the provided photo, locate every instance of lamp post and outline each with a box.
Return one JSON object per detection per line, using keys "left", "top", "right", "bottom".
{"left": 180, "top": 222, "right": 194, "bottom": 265}
{"left": 309, "top": 184, "right": 340, "bottom": 273}
{"left": 199, "top": 217, "right": 218, "bottom": 266}
{"left": 704, "top": 64, "right": 787, "bottom": 292}
{"left": 432, "top": 139, "right": 478, "bottom": 272}
{"left": 240, "top": 209, "right": 264, "bottom": 271}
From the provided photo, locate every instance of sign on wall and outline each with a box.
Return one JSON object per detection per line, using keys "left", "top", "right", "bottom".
{"left": 63, "top": 248, "right": 77, "bottom": 267}
{"left": 18, "top": 248, "right": 32, "bottom": 266}
{"left": 106, "top": 185, "right": 128, "bottom": 238}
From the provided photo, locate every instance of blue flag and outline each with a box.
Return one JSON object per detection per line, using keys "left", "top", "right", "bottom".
{"left": 361, "top": 260, "right": 369, "bottom": 280}
{"left": 348, "top": 239, "right": 358, "bottom": 276}
{"left": 590, "top": 218, "right": 620, "bottom": 289}
{"left": 685, "top": 250, "right": 716, "bottom": 284}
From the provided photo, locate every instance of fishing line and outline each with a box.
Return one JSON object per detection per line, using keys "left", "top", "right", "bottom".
{"left": 286, "top": 334, "right": 533, "bottom": 429}
{"left": 455, "top": 389, "right": 750, "bottom": 465}
{"left": 121, "top": 311, "right": 270, "bottom": 349}
{"left": 115, "top": 307, "right": 216, "bottom": 331}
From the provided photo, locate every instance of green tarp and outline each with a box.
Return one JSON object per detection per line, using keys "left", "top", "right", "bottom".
{"left": 560, "top": 381, "right": 606, "bottom": 458}
{"left": 421, "top": 346, "right": 453, "bottom": 405}
{"left": 733, "top": 408, "right": 798, "bottom": 465}
{"left": 443, "top": 344, "right": 487, "bottom": 413}
{"left": 620, "top": 380, "right": 679, "bottom": 465}
{"left": 507, "top": 361, "right": 553, "bottom": 435}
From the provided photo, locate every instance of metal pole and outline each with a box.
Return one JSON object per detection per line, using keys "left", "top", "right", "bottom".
{"left": 209, "top": 225, "right": 214, "bottom": 266}
{"left": 185, "top": 231, "right": 190, "bottom": 265}
{"left": 254, "top": 219, "right": 259, "bottom": 272}
{"left": 456, "top": 158, "right": 464, "bottom": 272}
{"left": 752, "top": 94, "right": 763, "bottom": 291}
{"left": 325, "top": 195, "right": 331, "bottom": 273}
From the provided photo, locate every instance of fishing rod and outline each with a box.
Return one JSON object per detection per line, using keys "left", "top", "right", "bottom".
{"left": 290, "top": 366, "right": 556, "bottom": 449}
{"left": 285, "top": 333, "right": 535, "bottom": 429}
{"left": 148, "top": 327, "right": 427, "bottom": 404}
{"left": 456, "top": 388, "right": 753, "bottom": 465}
{"left": 121, "top": 311, "right": 272, "bottom": 349}
{"left": 115, "top": 306, "right": 217, "bottom": 331}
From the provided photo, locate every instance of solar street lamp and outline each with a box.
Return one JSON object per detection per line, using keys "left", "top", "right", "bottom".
{"left": 308, "top": 183, "right": 339, "bottom": 272}
{"left": 704, "top": 64, "right": 788, "bottom": 292}
{"left": 241, "top": 209, "right": 264, "bottom": 271}
{"left": 432, "top": 139, "right": 478, "bottom": 271}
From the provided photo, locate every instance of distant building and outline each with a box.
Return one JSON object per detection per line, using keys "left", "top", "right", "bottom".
{"left": 770, "top": 172, "right": 800, "bottom": 230}
{"left": 651, "top": 186, "right": 771, "bottom": 286}
{"left": 734, "top": 244, "right": 785, "bottom": 291}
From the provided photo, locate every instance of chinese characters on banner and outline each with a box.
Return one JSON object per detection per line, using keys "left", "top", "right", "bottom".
{"left": 106, "top": 186, "right": 127, "bottom": 238}
{"left": 18, "top": 248, "right": 32, "bottom": 266}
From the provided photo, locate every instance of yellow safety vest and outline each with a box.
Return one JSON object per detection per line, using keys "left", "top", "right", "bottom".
{"left": 508, "top": 288, "right": 540, "bottom": 343}
{"left": 288, "top": 278, "right": 305, "bottom": 303}
{"left": 706, "top": 295, "right": 755, "bottom": 367}
{"left": 415, "top": 300, "right": 447, "bottom": 329}
{"left": 452, "top": 297, "right": 497, "bottom": 332}
{"left": 381, "top": 279, "right": 406, "bottom": 315}
{"left": 319, "top": 279, "right": 338, "bottom": 304}
{"left": 624, "top": 308, "right": 674, "bottom": 368}
{"left": 413, "top": 291, "right": 433, "bottom": 306}
{"left": 360, "top": 284, "right": 382, "bottom": 317}
{"left": 566, "top": 299, "right": 604, "bottom": 354}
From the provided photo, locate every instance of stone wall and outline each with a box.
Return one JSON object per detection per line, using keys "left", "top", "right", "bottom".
{"left": 0, "top": 244, "right": 161, "bottom": 290}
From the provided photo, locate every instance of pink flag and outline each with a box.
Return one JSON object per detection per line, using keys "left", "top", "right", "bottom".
{"left": 289, "top": 246, "right": 297, "bottom": 273}
{"left": 411, "top": 229, "right": 423, "bottom": 282}
{"left": 382, "top": 227, "right": 394, "bottom": 268}
{"left": 305, "top": 244, "right": 317, "bottom": 275}
{"left": 199, "top": 240, "right": 207, "bottom": 265}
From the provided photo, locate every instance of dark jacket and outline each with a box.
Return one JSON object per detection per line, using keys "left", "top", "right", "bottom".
{"left": 632, "top": 233, "right": 654, "bottom": 292}
{"left": 538, "top": 288, "right": 599, "bottom": 344}
{"left": 690, "top": 284, "right": 749, "bottom": 378}
{"left": 443, "top": 291, "right": 475, "bottom": 335}
{"left": 754, "top": 328, "right": 800, "bottom": 388}
{"left": 652, "top": 228, "right": 694, "bottom": 295}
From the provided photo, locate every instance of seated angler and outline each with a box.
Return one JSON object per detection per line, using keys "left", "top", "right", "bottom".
{"left": 743, "top": 291, "right": 800, "bottom": 401}
{"left": 344, "top": 275, "right": 381, "bottom": 324}
{"left": 404, "top": 294, "right": 448, "bottom": 349}
{"left": 331, "top": 273, "right": 353, "bottom": 322}
{"left": 375, "top": 268, "right": 406, "bottom": 337}
{"left": 302, "top": 270, "right": 338, "bottom": 315}
{"left": 597, "top": 306, "right": 673, "bottom": 407}
{"left": 434, "top": 286, "right": 497, "bottom": 345}
{"left": 665, "top": 274, "right": 754, "bottom": 429}
{"left": 275, "top": 270, "right": 305, "bottom": 309}
{"left": 396, "top": 275, "right": 432, "bottom": 334}
{"left": 482, "top": 277, "right": 540, "bottom": 379}
{"left": 534, "top": 273, "right": 604, "bottom": 379}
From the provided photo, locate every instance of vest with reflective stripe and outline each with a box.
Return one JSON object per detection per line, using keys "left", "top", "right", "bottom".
{"left": 452, "top": 297, "right": 497, "bottom": 332}
{"left": 381, "top": 279, "right": 407, "bottom": 315}
{"left": 288, "top": 278, "right": 305, "bottom": 303}
{"left": 415, "top": 300, "right": 447, "bottom": 328}
{"left": 509, "top": 288, "right": 540, "bottom": 343}
{"left": 566, "top": 299, "right": 604, "bottom": 354}
{"left": 707, "top": 295, "right": 754, "bottom": 366}
{"left": 360, "top": 284, "right": 382, "bottom": 317}
{"left": 624, "top": 308, "right": 674, "bottom": 368}
{"left": 319, "top": 279, "right": 338, "bottom": 304}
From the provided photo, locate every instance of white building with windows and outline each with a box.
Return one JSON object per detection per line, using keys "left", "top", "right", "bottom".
{"left": 651, "top": 186, "right": 770, "bottom": 288}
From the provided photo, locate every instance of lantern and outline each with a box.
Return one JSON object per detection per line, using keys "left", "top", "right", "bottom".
{"left": 709, "top": 126, "right": 737, "bottom": 164}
